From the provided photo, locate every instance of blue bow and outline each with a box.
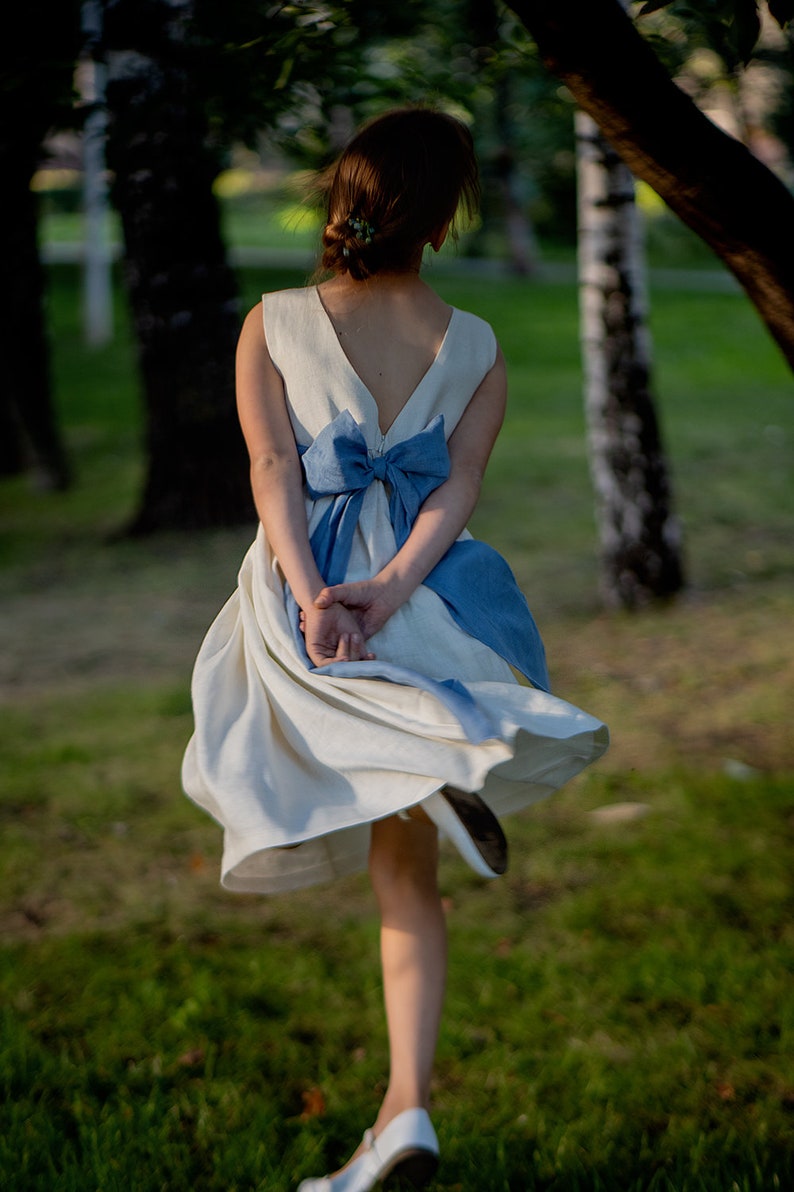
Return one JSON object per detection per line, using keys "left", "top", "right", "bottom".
{"left": 301, "top": 410, "right": 450, "bottom": 586}
{"left": 294, "top": 408, "right": 550, "bottom": 696}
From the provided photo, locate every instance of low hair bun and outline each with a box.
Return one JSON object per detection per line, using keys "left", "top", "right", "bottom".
{"left": 321, "top": 216, "right": 378, "bottom": 281}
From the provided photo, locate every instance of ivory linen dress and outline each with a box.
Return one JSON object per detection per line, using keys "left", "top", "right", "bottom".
{"left": 182, "top": 286, "right": 609, "bottom": 893}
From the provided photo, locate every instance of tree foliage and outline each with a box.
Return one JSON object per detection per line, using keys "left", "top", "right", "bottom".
{"left": 638, "top": 0, "right": 794, "bottom": 68}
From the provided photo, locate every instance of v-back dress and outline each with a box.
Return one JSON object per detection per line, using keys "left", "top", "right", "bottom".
{"left": 182, "top": 286, "right": 609, "bottom": 893}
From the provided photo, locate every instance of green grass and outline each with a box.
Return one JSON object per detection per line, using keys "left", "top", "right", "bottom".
{"left": 1, "top": 264, "right": 792, "bottom": 1189}
{"left": 1, "top": 717, "right": 792, "bottom": 1189}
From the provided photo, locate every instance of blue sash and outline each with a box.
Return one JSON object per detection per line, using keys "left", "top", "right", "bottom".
{"left": 285, "top": 410, "right": 550, "bottom": 742}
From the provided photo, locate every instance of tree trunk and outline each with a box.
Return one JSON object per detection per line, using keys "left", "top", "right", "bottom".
{"left": 493, "top": 76, "right": 540, "bottom": 276}
{"left": 576, "top": 110, "right": 684, "bottom": 607}
{"left": 81, "top": 1, "right": 113, "bottom": 347}
{"left": 505, "top": 0, "right": 794, "bottom": 371}
{"left": 0, "top": 117, "right": 71, "bottom": 490}
{"left": 0, "top": 3, "right": 79, "bottom": 489}
{"left": 104, "top": 0, "right": 254, "bottom": 533}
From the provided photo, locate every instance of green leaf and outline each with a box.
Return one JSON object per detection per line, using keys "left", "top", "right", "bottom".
{"left": 275, "top": 54, "right": 295, "bottom": 90}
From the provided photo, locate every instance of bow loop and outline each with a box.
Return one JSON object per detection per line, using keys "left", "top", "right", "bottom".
{"left": 302, "top": 410, "right": 373, "bottom": 500}
{"left": 300, "top": 409, "right": 449, "bottom": 586}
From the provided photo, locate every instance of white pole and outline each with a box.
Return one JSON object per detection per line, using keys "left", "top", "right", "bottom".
{"left": 81, "top": 0, "right": 113, "bottom": 346}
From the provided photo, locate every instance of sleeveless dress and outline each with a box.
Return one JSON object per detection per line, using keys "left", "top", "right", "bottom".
{"left": 182, "top": 286, "right": 609, "bottom": 893}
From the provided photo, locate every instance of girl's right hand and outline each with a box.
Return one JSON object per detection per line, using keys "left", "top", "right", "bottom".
{"left": 300, "top": 601, "right": 376, "bottom": 667}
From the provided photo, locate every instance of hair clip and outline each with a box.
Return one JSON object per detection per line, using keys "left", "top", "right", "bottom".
{"left": 347, "top": 215, "right": 376, "bottom": 245}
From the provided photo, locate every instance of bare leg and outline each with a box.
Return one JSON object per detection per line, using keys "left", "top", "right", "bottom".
{"left": 368, "top": 812, "right": 446, "bottom": 1135}
{"left": 316, "top": 813, "right": 445, "bottom": 1180}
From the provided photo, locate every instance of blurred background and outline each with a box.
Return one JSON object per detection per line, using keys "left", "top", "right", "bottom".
{"left": 1, "top": 2, "right": 792, "bottom": 1189}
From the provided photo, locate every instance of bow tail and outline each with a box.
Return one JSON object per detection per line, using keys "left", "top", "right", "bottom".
{"left": 308, "top": 490, "right": 366, "bottom": 587}
{"left": 425, "top": 540, "right": 551, "bottom": 693}
{"left": 284, "top": 489, "right": 365, "bottom": 664}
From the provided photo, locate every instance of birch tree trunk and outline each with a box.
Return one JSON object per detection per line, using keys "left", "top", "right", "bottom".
{"left": 81, "top": 0, "right": 113, "bottom": 347}
{"left": 104, "top": 0, "right": 253, "bottom": 532}
{"left": 576, "top": 110, "right": 684, "bottom": 607}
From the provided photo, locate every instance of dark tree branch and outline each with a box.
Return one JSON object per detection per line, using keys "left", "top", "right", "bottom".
{"left": 505, "top": 0, "right": 794, "bottom": 371}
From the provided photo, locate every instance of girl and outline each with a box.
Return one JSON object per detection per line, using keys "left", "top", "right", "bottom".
{"left": 183, "top": 107, "right": 608, "bottom": 1191}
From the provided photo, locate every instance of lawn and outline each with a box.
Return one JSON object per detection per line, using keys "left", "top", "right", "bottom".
{"left": 0, "top": 260, "right": 792, "bottom": 1191}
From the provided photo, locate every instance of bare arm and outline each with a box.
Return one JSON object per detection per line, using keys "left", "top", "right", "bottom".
{"left": 315, "top": 346, "right": 508, "bottom": 640}
{"left": 236, "top": 303, "right": 371, "bottom": 664}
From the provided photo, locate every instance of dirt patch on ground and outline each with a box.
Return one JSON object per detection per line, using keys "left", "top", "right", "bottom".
{"left": 547, "top": 585, "right": 794, "bottom": 775}
{"left": 0, "top": 527, "right": 253, "bottom": 701}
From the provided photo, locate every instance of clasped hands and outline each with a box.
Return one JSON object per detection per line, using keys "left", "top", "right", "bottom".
{"left": 299, "top": 578, "right": 397, "bottom": 667}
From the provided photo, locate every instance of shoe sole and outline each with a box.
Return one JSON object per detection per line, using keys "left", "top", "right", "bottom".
{"left": 436, "top": 787, "right": 508, "bottom": 876}
{"left": 381, "top": 1147, "right": 439, "bottom": 1189}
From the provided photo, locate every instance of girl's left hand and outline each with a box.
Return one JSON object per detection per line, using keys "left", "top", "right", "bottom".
{"left": 300, "top": 601, "right": 376, "bottom": 667}
{"left": 314, "top": 579, "right": 398, "bottom": 642}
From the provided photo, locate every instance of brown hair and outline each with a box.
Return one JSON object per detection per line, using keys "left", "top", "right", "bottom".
{"left": 320, "top": 107, "right": 480, "bottom": 281}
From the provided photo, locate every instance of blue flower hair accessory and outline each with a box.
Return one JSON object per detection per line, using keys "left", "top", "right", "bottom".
{"left": 347, "top": 215, "right": 376, "bottom": 244}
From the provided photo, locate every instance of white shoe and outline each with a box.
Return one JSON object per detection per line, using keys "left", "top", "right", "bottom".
{"left": 421, "top": 788, "right": 507, "bottom": 878}
{"left": 297, "top": 1107, "right": 439, "bottom": 1191}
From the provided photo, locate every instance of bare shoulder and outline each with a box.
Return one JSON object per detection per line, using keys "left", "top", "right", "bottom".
{"left": 472, "top": 341, "right": 507, "bottom": 411}
{"left": 239, "top": 300, "right": 265, "bottom": 347}
{"left": 237, "top": 301, "right": 276, "bottom": 378}
{"left": 236, "top": 300, "right": 281, "bottom": 397}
